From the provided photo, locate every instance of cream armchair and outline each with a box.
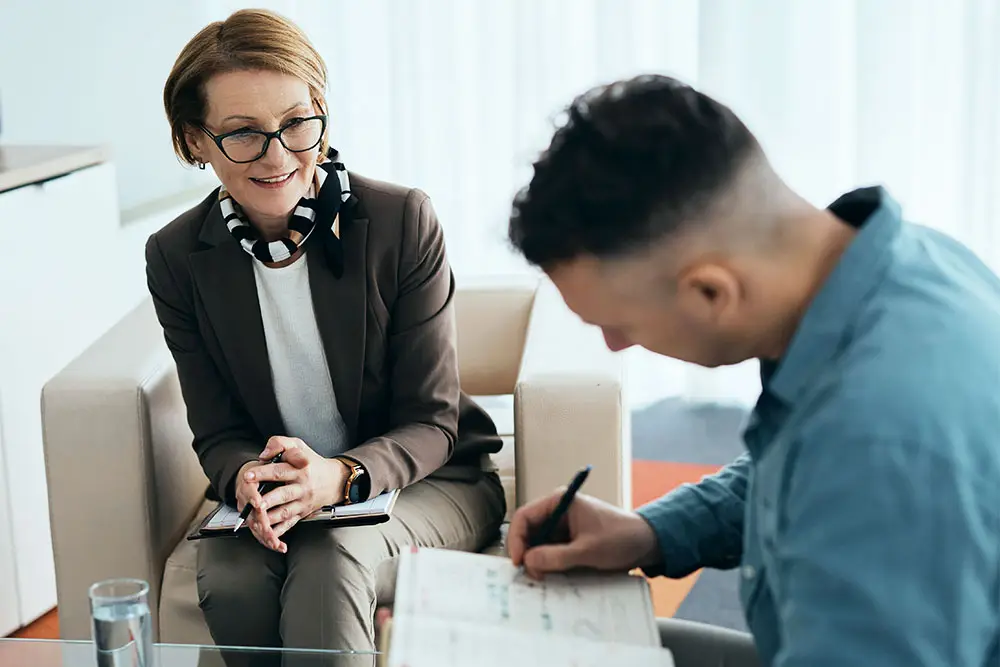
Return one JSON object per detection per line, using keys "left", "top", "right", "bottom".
{"left": 41, "top": 277, "right": 626, "bottom": 644}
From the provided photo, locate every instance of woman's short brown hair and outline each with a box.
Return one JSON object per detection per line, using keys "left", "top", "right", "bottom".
{"left": 163, "top": 9, "right": 329, "bottom": 165}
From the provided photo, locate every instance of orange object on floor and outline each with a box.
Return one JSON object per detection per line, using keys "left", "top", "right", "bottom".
{"left": 632, "top": 459, "right": 723, "bottom": 617}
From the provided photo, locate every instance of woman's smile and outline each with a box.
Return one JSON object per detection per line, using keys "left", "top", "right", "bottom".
{"left": 250, "top": 169, "right": 297, "bottom": 189}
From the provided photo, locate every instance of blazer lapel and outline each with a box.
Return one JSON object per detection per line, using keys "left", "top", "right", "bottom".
{"left": 306, "top": 210, "right": 369, "bottom": 445}
{"left": 189, "top": 201, "right": 286, "bottom": 440}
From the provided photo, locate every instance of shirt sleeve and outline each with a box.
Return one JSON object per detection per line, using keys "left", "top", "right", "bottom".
{"left": 772, "top": 433, "right": 998, "bottom": 667}
{"left": 635, "top": 452, "right": 750, "bottom": 578}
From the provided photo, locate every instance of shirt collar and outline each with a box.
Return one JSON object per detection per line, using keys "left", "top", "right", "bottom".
{"left": 763, "top": 186, "right": 903, "bottom": 404}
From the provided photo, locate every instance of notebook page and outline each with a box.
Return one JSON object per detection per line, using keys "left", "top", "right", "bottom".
{"left": 323, "top": 490, "right": 396, "bottom": 518}
{"left": 203, "top": 504, "right": 241, "bottom": 530}
{"left": 202, "top": 490, "right": 398, "bottom": 530}
{"left": 387, "top": 616, "right": 675, "bottom": 667}
{"left": 393, "top": 548, "right": 659, "bottom": 647}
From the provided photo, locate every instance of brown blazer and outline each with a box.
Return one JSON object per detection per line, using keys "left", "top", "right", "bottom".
{"left": 144, "top": 172, "right": 502, "bottom": 506}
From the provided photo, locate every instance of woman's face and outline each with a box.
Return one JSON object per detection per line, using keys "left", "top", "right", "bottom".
{"left": 188, "top": 69, "right": 323, "bottom": 227}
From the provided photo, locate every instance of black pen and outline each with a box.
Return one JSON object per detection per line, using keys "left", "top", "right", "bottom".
{"left": 233, "top": 452, "right": 283, "bottom": 532}
{"left": 530, "top": 465, "right": 591, "bottom": 547}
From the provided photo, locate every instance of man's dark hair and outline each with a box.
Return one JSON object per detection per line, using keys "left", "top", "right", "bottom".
{"left": 508, "top": 74, "right": 759, "bottom": 267}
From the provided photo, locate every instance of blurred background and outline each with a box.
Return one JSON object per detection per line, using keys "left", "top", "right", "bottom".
{"left": 2, "top": 0, "right": 997, "bottom": 409}
{"left": 1, "top": 0, "right": 998, "bottom": 637}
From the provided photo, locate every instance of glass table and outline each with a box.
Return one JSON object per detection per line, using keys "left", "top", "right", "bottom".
{"left": 0, "top": 638, "right": 381, "bottom": 667}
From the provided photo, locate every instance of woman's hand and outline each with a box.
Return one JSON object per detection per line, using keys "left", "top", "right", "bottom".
{"left": 235, "top": 459, "right": 281, "bottom": 551}
{"left": 242, "top": 436, "right": 349, "bottom": 552}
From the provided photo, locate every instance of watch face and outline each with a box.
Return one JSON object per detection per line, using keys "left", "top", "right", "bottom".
{"left": 348, "top": 483, "right": 362, "bottom": 503}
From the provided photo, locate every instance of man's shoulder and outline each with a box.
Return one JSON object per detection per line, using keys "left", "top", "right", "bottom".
{"left": 804, "top": 239, "right": 1000, "bottom": 477}
{"left": 855, "top": 223, "right": 1000, "bottom": 386}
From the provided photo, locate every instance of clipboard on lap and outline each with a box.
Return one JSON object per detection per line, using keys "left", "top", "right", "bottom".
{"left": 187, "top": 489, "right": 401, "bottom": 540}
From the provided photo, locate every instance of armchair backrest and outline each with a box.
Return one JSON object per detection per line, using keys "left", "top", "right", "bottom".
{"left": 454, "top": 280, "right": 537, "bottom": 396}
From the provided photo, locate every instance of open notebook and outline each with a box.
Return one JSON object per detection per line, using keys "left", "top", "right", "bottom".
{"left": 187, "top": 489, "right": 400, "bottom": 540}
{"left": 382, "top": 547, "right": 675, "bottom": 667}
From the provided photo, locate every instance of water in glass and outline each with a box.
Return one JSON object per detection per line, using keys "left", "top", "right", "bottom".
{"left": 89, "top": 579, "right": 152, "bottom": 667}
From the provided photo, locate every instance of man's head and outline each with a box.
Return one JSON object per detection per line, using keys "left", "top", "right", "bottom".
{"left": 509, "top": 75, "right": 825, "bottom": 366}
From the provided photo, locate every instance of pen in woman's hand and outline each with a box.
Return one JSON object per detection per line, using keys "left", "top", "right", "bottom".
{"left": 234, "top": 452, "right": 283, "bottom": 532}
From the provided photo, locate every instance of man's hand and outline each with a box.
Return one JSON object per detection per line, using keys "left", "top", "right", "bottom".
{"left": 240, "top": 436, "right": 349, "bottom": 552}
{"left": 508, "top": 491, "right": 662, "bottom": 578}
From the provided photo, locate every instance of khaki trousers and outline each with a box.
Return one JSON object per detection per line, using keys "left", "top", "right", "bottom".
{"left": 196, "top": 472, "right": 506, "bottom": 667}
{"left": 658, "top": 618, "right": 761, "bottom": 667}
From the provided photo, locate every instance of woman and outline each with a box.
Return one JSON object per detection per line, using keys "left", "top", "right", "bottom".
{"left": 148, "top": 8, "right": 506, "bottom": 660}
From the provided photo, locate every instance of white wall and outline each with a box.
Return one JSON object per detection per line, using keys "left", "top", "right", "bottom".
{"left": 4, "top": 0, "right": 998, "bottom": 413}
{"left": 0, "top": 1, "right": 219, "bottom": 212}
{"left": 0, "top": 156, "right": 201, "bottom": 628}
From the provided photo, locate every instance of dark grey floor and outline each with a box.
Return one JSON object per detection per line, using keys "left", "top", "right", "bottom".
{"left": 632, "top": 397, "right": 751, "bottom": 466}
{"left": 632, "top": 397, "right": 752, "bottom": 632}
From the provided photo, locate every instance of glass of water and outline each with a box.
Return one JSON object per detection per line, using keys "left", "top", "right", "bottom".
{"left": 88, "top": 578, "right": 152, "bottom": 667}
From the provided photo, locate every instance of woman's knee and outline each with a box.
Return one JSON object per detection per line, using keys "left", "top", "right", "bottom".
{"left": 288, "top": 526, "right": 384, "bottom": 578}
{"left": 196, "top": 538, "right": 284, "bottom": 613}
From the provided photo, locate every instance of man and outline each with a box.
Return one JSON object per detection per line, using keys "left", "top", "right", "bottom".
{"left": 505, "top": 74, "right": 1000, "bottom": 667}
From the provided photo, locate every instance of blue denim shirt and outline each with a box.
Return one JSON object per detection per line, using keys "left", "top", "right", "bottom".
{"left": 637, "top": 188, "right": 1000, "bottom": 666}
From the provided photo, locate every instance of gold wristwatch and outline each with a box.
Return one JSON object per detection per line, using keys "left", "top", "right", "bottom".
{"left": 334, "top": 456, "right": 369, "bottom": 504}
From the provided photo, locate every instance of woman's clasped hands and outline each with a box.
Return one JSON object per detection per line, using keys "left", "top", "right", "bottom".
{"left": 234, "top": 436, "right": 349, "bottom": 552}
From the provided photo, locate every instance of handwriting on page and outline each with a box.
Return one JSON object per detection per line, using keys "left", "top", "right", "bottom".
{"left": 388, "top": 616, "right": 675, "bottom": 667}
{"left": 398, "top": 549, "right": 657, "bottom": 646}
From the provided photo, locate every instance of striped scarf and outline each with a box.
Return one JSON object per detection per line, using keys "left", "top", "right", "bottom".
{"left": 219, "top": 159, "right": 352, "bottom": 265}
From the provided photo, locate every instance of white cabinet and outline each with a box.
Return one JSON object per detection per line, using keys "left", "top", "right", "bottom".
{"left": 0, "top": 420, "right": 19, "bottom": 637}
{"left": 0, "top": 156, "right": 153, "bottom": 632}
{"left": 0, "top": 180, "right": 45, "bottom": 637}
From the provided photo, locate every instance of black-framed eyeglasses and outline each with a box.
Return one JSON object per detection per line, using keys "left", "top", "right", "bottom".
{"left": 199, "top": 115, "right": 327, "bottom": 164}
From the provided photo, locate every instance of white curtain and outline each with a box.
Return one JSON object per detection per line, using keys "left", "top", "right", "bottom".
{"left": 221, "top": 0, "right": 997, "bottom": 410}
{"left": 8, "top": 1, "right": 994, "bottom": 410}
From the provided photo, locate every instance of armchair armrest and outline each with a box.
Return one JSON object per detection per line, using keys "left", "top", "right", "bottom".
{"left": 41, "top": 299, "right": 206, "bottom": 640}
{"left": 514, "top": 279, "right": 629, "bottom": 509}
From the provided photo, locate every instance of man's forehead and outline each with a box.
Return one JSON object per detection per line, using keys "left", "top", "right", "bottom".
{"left": 547, "top": 254, "right": 650, "bottom": 316}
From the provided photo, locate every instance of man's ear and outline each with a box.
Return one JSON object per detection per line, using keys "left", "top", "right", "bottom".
{"left": 676, "top": 262, "right": 741, "bottom": 324}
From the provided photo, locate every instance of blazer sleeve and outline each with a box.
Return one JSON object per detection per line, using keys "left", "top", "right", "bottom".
{"left": 145, "top": 233, "right": 262, "bottom": 505}
{"left": 341, "top": 190, "right": 460, "bottom": 496}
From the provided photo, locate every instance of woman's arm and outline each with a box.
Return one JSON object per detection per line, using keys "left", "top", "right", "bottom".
{"left": 145, "top": 233, "right": 262, "bottom": 506}
{"left": 341, "top": 190, "right": 461, "bottom": 497}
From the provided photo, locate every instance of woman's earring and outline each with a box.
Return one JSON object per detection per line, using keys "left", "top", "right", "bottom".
{"left": 198, "top": 161, "right": 206, "bottom": 170}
